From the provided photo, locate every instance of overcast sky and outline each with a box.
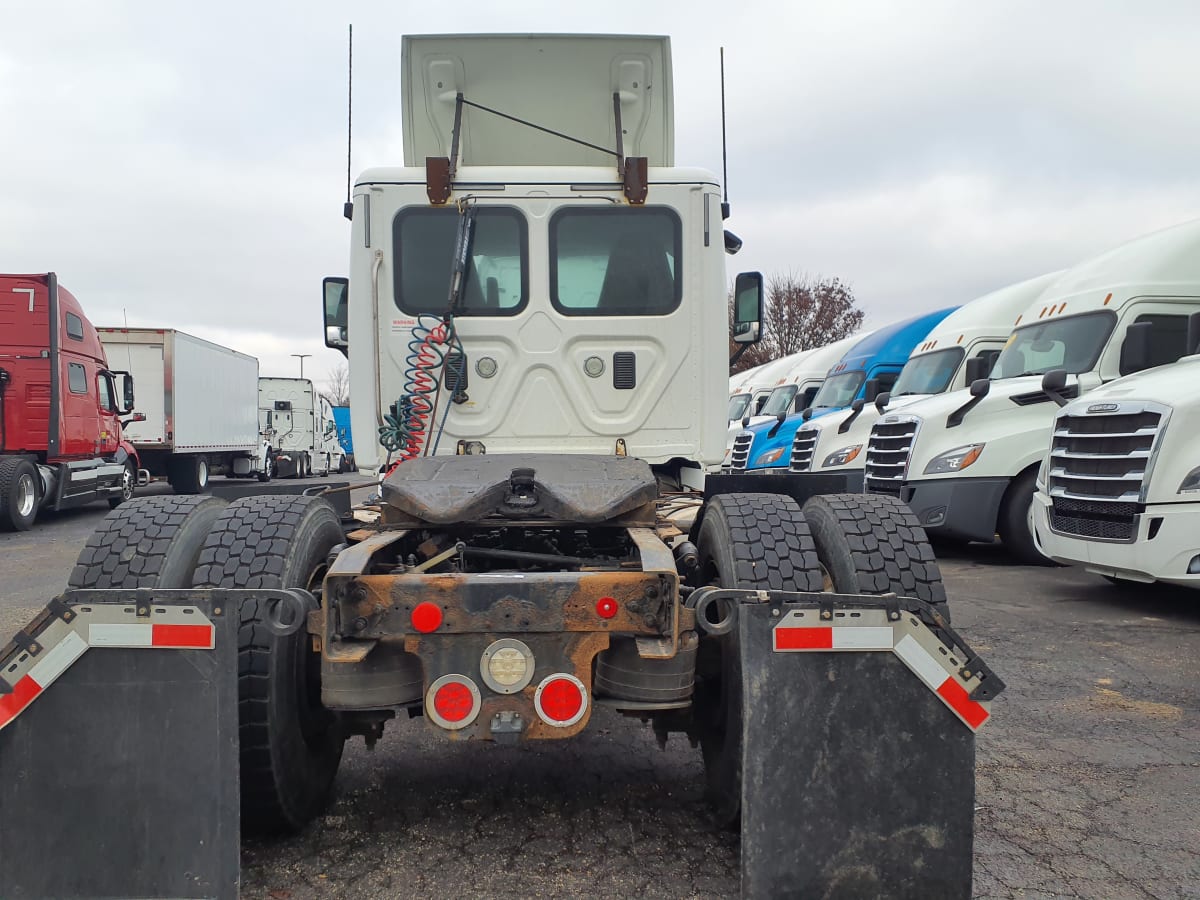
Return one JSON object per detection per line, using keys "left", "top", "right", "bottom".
{"left": 4, "top": 2, "right": 1200, "bottom": 395}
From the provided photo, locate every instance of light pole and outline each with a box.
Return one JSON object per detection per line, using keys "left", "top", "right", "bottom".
{"left": 291, "top": 353, "right": 312, "bottom": 379}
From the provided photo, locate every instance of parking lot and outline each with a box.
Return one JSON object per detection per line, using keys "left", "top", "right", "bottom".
{"left": 1, "top": 490, "right": 1197, "bottom": 899}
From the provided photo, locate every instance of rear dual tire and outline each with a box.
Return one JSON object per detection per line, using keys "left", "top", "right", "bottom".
{"left": 693, "top": 492, "right": 948, "bottom": 826}
{"left": 168, "top": 455, "right": 209, "bottom": 495}
{"left": 693, "top": 493, "right": 824, "bottom": 827}
{"left": 193, "top": 494, "right": 346, "bottom": 833}
{"left": 68, "top": 492, "right": 344, "bottom": 834}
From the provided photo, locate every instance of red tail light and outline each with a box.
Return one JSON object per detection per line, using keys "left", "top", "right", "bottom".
{"left": 426, "top": 674, "right": 481, "bottom": 730}
{"left": 534, "top": 674, "right": 588, "bottom": 728}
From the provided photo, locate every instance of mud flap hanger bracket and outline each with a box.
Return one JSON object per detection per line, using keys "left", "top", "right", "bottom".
{"left": 687, "top": 586, "right": 1005, "bottom": 707}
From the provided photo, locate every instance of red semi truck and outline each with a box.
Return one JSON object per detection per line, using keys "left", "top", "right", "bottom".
{"left": 0, "top": 273, "right": 142, "bottom": 530}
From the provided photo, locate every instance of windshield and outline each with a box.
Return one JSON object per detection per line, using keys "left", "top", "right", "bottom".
{"left": 728, "top": 393, "right": 751, "bottom": 420}
{"left": 891, "top": 347, "right": 965, "bottom": 396}
{"left": 992, "top": 311, "right": 1116, "bottom": 378}
{"left": 810, "top": 370, "right": 866, "bottom": 409}
{"left": 759, "top": 384, "right": 799, "bottom": 417}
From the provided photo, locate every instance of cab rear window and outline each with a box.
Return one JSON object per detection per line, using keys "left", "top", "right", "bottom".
{"left": 550, "top": 208, "right": 681, "bottom": 316}
{"left": 393, "top": 207, "right": 527, "bottom": 317}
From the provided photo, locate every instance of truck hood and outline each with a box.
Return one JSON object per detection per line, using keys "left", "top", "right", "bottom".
{"left": 883, "top": 375, "right": 1092, "bottom": 481}
{"left": 800, "top": 393, "right": 933, "bottom": 472}
{"left": 738, "top": 405, "right": 843, "bottom": 470}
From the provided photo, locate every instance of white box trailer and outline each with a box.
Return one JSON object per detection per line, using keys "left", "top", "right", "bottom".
{"left": 259, "top": 377, "right": 345, "bottom": 478}
{"left": 98, "top": 328, "right": 270, "bottom": 492}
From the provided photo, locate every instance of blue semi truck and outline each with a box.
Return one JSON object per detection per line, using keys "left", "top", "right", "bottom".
{"left": 729, "top": 307, "right": 958, "bottom": 473}
{"left": 332, "top": 405, "right": 355, "bottom": 470}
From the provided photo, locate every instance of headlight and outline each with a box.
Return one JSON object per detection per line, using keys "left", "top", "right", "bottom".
{"left": 1180, "top": 466, "right": 1200, "bottom": 493}
{"left": 923, "top": 443, "right": 985, "bottom": 475}
{"left": 755, "top": 447, "right": 787, "bottom": 466}
{"left": 822, "top": 445, "right": 862, "bottom": 467}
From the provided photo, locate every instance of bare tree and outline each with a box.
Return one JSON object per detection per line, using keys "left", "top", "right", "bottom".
{"left": 730, "top": 273, "right": 864, "bottom": 375}
{"left": 322, "top": 363, "right": 350, "bottom": 407}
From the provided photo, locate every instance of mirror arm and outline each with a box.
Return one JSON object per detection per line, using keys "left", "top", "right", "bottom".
{"left": 946, "top": 396, "right": 982, "bottom": 428}
{"left": 729, "top": 345, "right": 749, "bottom": 367}
{"left": 767, "top": 412, "right": 786, "bottom": 438}
{"left": 1045, "top": 387, "right": 1071, "bottom": 408}
{"left": 838, "top": 400, "right": 866, "bottom": 434}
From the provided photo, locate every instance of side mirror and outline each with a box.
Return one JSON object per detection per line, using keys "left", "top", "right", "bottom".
{"left": 323, "top": 276, "right": 349, "bottom": 357}
{"left": 970, "top": 378, "right": 991, "bottom": 398}
{"left": 863, "top": 378, "right": 880, "bottom": 402}
{"left": 964, "top": 355, "right": 991, "bottom": 384}
{"left": 731, "top": 272, "right": 764, "bottom": 345}
{"left": 1119, "top": 321, "right": 1153, "bottom": 374}
{"left": 724, "top": 230, "right": 744, "bottom": 255}
{"left": 1041, "top": 368, "right": 1070, "bottom": 407}
{"left": 801, "top": 406, "right": 814, "bottom": 422}
{"left": 121, "top": 373, "right": 135, "bottom": 414}
{"left": 851, "top": 398, "right": 866, "bottom": 413}
{"left": 873, "top": 391, "right": 891, "bottom": 413}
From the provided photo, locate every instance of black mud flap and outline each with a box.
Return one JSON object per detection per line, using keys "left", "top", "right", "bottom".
{"left": 732, "top": 596, "right": 995, "bottom": 900}
{"left": 0, "top": 590, "right": 249, "bottom": 900}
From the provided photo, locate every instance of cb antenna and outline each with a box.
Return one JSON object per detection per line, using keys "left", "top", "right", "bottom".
{"left": 343, "top": 24, "right": 354, "bottom": 220}
{"left": 720, "top": 46, "right": 730, "bottom": 220}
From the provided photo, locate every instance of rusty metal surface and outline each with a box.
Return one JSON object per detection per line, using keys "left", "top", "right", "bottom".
{"left": 340, "top": 571, "right": 675, "bottom": 639}
{"left": 379, "top": 454, "right": 659, "bottom": 525}
{"left": 404, "top": 631, "right": 610, "bottom": 741}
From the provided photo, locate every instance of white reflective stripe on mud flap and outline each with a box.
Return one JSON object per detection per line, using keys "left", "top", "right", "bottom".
{"left": 27, "top": 631, "right": 88, "bottom": 688}
{"left": 893, "top": 633, "right": 947, "bottom": 691}
{"left": 832, "top": 626, "right": 895, "bottom": 650}
{"left": 88, "top": 624, "right": 153, "bottom": 647}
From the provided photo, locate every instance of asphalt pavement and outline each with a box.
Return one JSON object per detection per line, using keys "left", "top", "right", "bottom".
{"left": 1, "top": 489, "right": 1197, "bottom": 899}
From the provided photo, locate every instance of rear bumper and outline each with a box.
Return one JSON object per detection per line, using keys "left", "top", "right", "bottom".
{"left": 1032, "top": 494, "right": 1200, "bottom": 587}
{"left": 897, "top": 476, "right": 1010, "bottom": 543}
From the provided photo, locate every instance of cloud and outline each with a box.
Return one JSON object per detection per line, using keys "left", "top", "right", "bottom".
{"left": 2, "top": 0, "right": 1200, "bottom": 391}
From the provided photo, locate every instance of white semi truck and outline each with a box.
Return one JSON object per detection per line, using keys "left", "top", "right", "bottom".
{"left": 721, "top": 334, "right": 863, "bottom": 468}
{"left": 727, "top": 362, "right": 767, "bottom": 422}
{"left": 258, "top": 377, "right": 345, "bottom": 478}
{"left": 863, "top": 219, "right": 1200, "bottom": 563}
{"left": 98, "top": 328, "right": 271, "bottom": 492}
{"left": 9, "top": 35, "right": 999, "bottom": 898}
{"left": 787, "top": 272, "right": 1060, "bottom": 491}
{"left": 1032, "top": 338, "right": 1200, "bottom": 588}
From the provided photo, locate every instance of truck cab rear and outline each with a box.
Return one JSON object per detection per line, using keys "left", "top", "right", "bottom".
{"left": 0, "top": 273, "right": 139, "bottom": 529}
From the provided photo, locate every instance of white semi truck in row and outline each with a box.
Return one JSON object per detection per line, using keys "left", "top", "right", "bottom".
{"left": 3, "top": 35, "right": 1000, "bottom": 899}
{"left": 98, "top": 328, "right": 271, "bottom": 491}
{"left": 1033, "top": 339, "right": 1200, "bottom": 588}
{"left": 862, "top": 219, "right": 1200, "bottom": 563}
{"left": 722, "top": 333, "right": 864, "bottom": 468}
{"left": 786, "top": 271, "right": 1060, "bottom": 491}
{"left": 258, "top": 377, "right": 345, "bottom": 478}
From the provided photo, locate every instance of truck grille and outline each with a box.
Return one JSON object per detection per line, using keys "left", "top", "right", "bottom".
{"left": 1046, "top": 404, "right": 1167, "bottom": 543}
{"left": 730, "top": 432, "right": 753, "bottom": 473}
{"left": 789, "top": 427, "right": 818, "bottom": 472}
{"left": 864, "top": 415, "right": 920, "bottom": 496}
